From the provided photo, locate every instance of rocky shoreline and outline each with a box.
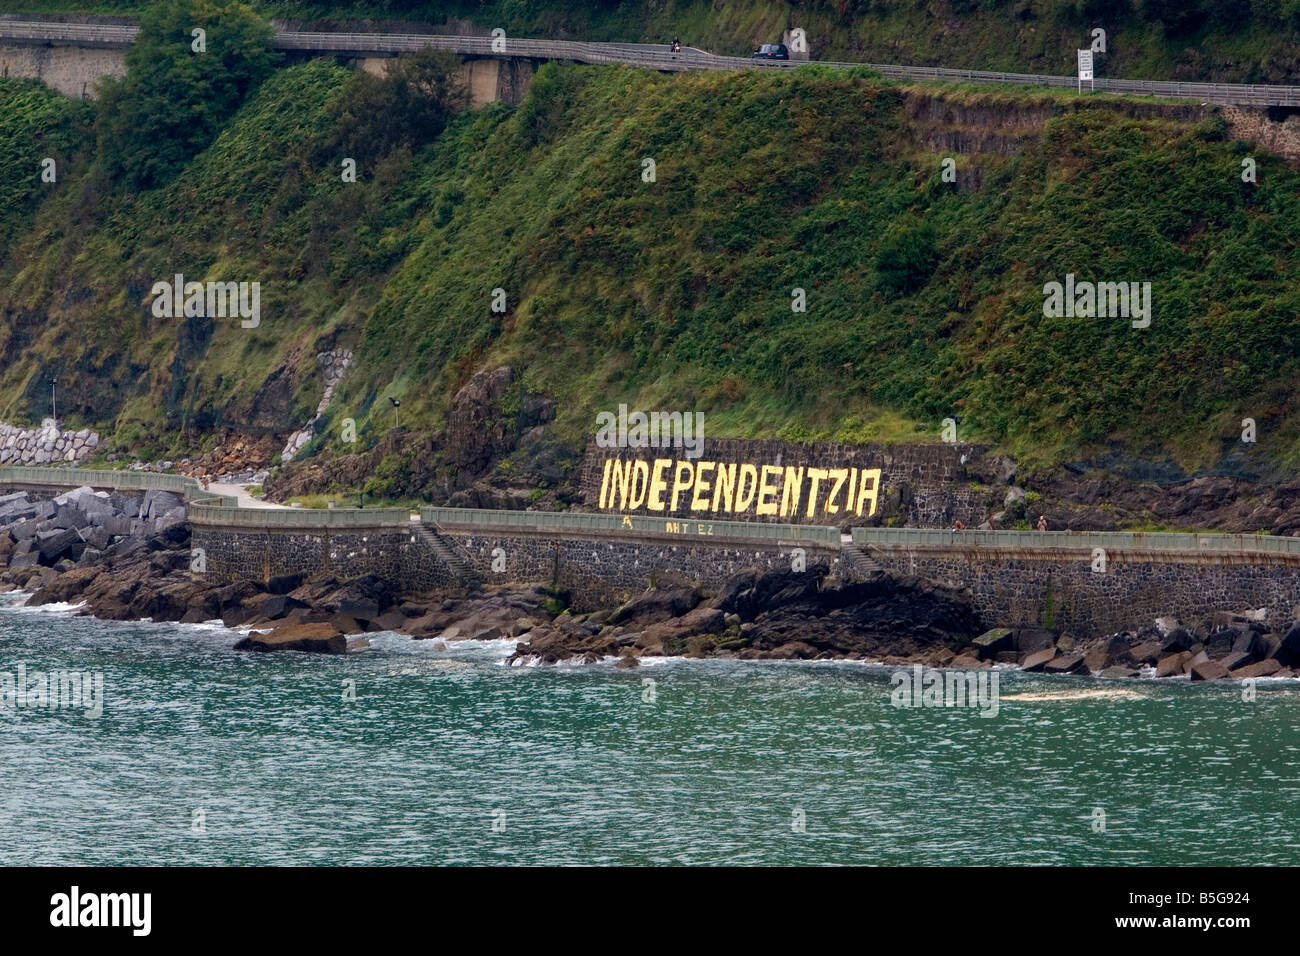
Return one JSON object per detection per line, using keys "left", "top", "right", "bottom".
{"left": 0, "top": 485, "right": 1297, "bottom": 680}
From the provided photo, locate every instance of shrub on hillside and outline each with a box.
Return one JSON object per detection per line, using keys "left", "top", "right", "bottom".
{"left": 95, "top": 0, "right": 278, "bottom": 191}
{"left": 874, "top": 219, "right": 939, "bottom": 295}
{"left": 321, "top": 49, "right": 469, "bottom": 167}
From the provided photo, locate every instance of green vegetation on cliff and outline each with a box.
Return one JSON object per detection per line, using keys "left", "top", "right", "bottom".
{"left": 2, "top": 2, "right": 1300, "bottom": 494}
{"left": 95, "top": 0, "right": 279, "bottom": 191}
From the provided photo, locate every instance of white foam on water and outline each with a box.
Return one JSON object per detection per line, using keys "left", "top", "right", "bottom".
{"left": 175, "top": 619, "right": 228, "bottom": 632}
{"left": 2, "top": 599, "right": 86, "bottom": 615}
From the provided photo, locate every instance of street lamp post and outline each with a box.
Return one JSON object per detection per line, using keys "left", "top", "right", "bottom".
{"left": 51, "top": 378, "right": 57, "bottom": 423}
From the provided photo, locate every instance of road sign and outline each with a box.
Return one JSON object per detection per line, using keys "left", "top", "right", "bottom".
{"left": 1078, "top": 49, "right": 1094, "bottom": 91}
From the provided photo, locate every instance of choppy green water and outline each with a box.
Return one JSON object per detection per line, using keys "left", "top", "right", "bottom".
{"left": 1, "top": 593, "right": 1297, "bottom": 866}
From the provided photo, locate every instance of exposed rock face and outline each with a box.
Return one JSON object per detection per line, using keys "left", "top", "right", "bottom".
{"left": 0, "top": 419, "right": 100, "bottom": 465}
{"left": 279, "top": 350, "right": 354, "bottom": 463}
{"left": 1222, "top": 106, "right": 1300, "bottom": 168}
{"left": 446, "top": 365, "right": 517, "bottom": 476}
{"left": 507, "top": 563, "right": 983, "bottom": 664}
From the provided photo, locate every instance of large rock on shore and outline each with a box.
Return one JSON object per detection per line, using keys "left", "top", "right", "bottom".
{"left": 1190, "top": 658, "right": 1231, "bottom": 681}
{"left": 972, "top": 628, "right": 1013, "bottom": 659}
{"left": 607, "top": 586, "right": 700, "bottom": 627}
{"left": 233, "top": 622, "right": 346, "bottom": 654}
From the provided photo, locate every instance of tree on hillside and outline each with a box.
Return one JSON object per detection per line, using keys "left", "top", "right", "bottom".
{"left": 322, "top": 49, "right": 470, "bottom": 166}
{"left": 95, "top": 0, "right": 279, "bottom": 191}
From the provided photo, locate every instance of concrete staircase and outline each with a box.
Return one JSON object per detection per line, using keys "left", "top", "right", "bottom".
{"left": 840, "top": 543, "right": 887, "bottom": 579}
{"left": 412, "top": 520, "right": 482, "bottom": 586}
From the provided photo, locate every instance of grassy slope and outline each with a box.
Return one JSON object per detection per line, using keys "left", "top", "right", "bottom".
{"left": 9, "top": 0, "right": 1300, "bottom": 83}
{"left": 348, "top": 65, "right": 1300, "bottom": 474}
{"left": 2, "top": 58, "right": 1300, "bottom": 483}
{"left": 0, "top": 62, "right": 374, "bottom": 452}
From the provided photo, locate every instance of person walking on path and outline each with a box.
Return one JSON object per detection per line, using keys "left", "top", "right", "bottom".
{"left": 1036, "top": 514, "right": 1048, "bottom": 531}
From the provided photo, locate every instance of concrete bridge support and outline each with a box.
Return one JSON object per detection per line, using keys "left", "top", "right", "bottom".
{"left": 0, "top": 41, "right": 125, "bottom": 99}
{"left": 0, "top": 35, "right": 533, "bottom": 107}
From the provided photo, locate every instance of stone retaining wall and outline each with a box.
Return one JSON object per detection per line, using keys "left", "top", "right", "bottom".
{"left": 0, "top": 420, "right": 100, "bottom": 465}
{"left": 191, "top": 525, "right": 458, "bottom": 590}
{"left": 0, "top": 41, "right": 125, "bottom": 99}
{"left": 870, "top": 546, "right": 1300, "bottom": 637}
{"left": 191, "top": 515, "right": 1300, "bottom": 634}
{"left": 580, "top": 438, "right": 993, "bottom": 528}
{"left": 12, "top": 467, "right": 1300, "bottom": 636}
{"left": 191, "top": 519, "right": 840, "bottom": 610}
{"left": 443, "top": 529, "right": 845, "bottom": 611}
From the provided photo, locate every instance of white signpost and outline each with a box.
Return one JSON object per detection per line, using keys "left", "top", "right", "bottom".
{"left": 1077, "top": 49, "right": 1094, "bottom": 92}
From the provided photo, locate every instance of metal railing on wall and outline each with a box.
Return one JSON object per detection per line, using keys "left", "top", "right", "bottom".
{"left": 0, "top": 466, "right": 408, "bottom": 529}
{"left": 853, "top": 526, "right": 1300, "bottom": 555}
{"left": 6, "top": 466, "right": 1299, "bottom": 553}
{"left": 2, "top": 19, "right": 1299, "bottom": 106}
{"left": 187, "top": 500, "right": 409, "bottom": 528}
{"left": 423, "top": 506, "right": 842, "bottom": 546}
{"left": 0, "top": 465, "right": 200, "bottom": 494}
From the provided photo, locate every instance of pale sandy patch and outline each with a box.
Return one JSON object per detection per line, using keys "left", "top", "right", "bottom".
{"left": 1001, "top": 687, "right": 1147, "bottom": 702}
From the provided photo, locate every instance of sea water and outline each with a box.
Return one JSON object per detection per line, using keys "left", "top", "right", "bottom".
{"left": 1, "top": 593, "right": 1297, "bottom": 866}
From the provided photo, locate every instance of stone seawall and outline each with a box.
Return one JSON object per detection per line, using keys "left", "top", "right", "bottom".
{"left": 443, "top": 529, "right": 844, "bottom": 611}
{"left": 191, "top": 524, "right": 459, "bottom": 590}
{"left": 192, "top": 517, "right": 1300, "bottom": 636}
{"left": 192, "top": 518, "right": 839, "bottom": 611}
{"left": 871, "top": 546, "right": 1300, "bottom": 637}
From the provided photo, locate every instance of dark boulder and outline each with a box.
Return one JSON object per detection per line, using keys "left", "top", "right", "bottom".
{"left": 257, "top": 594, "right": 305, "bottom": 621}
{"left": 1155, "top": 652, "right": 1190, "bottom": 677}
{"left": 1085, "top": 636, "right": 1131, "bottom": 673}
{"left": 1190, "top": 659, "right": 1231, "bottom": 681}
{"left": 1020, "top": 648, "right": 1056, "bottom": 672}
{"left": 1012, "top": 628, "right": 1057, "bottom": 654}
{"left": 1097, "top": 665, "right": 1138, "bottom": 679}
{"left": 35, "top": 528, "right": 80, "bottom": 564}
{"left": 1231, "top": 659, "right": 1281, "bottom": 679}
{"left": 1205, "top": 629, "right": 1238, "bottom": 660}
{"left": 609, "top": 585, "right": 701, "bottom": 627}
{"left": 1043, "top": 652, "right": 1086, "bottom": 674}
{"left": 338, "top": 597, "right": 380, "bottom": 623}
{"left": 972, "top": 628, "right": 1013, "bottom": 660}
{"left": 1276, "top": 623, "right": 1300, "bottom": 665}
{"left": 1128, "top": 641, "right": 1162, "bottom": 665}
{"left": 1231, "top": 629, "right": 1266, "bottom": 663}
{"left": 266, "top": 573, "right": 306, "bottom": 595}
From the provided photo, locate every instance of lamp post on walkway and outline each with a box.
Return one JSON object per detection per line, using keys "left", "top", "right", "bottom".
{"left": 51, "top": 378, "right": 57, "bottom": 423}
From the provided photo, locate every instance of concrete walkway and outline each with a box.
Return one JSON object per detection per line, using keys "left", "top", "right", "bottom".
{"left": 206, "top": 482, "right": 288, "bottom": 510}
